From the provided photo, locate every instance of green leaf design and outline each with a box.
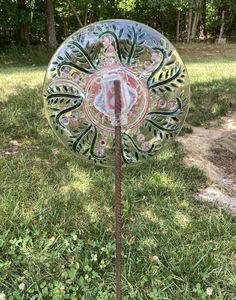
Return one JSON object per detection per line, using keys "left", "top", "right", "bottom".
{"left": 99, "top": 30, "right": 124, "bottom": 65}
{"left": 70, "top": 126, "right": 106, "bottom": 163}
{"left": 121, "top": 132, "right": 157, "bottom": 164}
{"left": 143, "top": 94, "right": 188, "bottom": 140}
{"left": 149, "top": 65, "right": 185, "bottom": 93}
{"left": 123, "top": 25, "right": 145, "bottom": 65}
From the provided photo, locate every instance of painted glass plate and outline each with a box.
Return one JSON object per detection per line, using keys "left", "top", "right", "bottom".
{"left": 43, "top": 19, "right": 190, "bottom": 166}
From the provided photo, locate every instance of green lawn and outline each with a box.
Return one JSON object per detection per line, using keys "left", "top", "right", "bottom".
{"left": 0, "top": 46, "right": 236, "bottom": 299}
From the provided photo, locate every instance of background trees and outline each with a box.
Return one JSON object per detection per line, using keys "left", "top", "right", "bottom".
{"left": 0, "top": 0, "right": 236, "bottom": 49}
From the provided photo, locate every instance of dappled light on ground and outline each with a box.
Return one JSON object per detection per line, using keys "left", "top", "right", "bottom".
{"left": 0, "top": 50, "right": 236, "bottom": 299}
{"left": 60, "top": 170, "right": 91, "bottom": 195}
{"left": 174, "top": 211, "right": 191, "bottom": 228}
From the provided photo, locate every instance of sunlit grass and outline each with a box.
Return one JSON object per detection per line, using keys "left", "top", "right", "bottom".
{"left": 0, "top": 67, "right": 45, "bottom": 101}
{"left": 187, "top": 58, "right": 236, "bottom": 83}
{"left": 186, "top": 58, "right": 236, "bottom": 126}
{"left": 0, "top": 47, "right": 236, "bottom": 299}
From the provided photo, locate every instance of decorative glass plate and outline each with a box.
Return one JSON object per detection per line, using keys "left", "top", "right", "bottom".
{"left": 43, "top": 19, "right": 190, "bottom": 166}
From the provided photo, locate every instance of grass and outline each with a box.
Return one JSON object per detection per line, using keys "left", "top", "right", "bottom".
{"left": 0, "top": 44, "right": 236, "bottom": 299}
{"left": 186, "top": 57, "right": 236, "bottom": 126}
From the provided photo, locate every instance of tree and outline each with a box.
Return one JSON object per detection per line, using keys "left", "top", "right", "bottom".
{"left": 18, "top": 0, "right": 31, "bottom": 44}
{"left": 186, "top": 0, "right": 193, "bottom": 42}
{"left": 46, "top": 0, "right": 58, "bottom": 49}
{"left": 1, "top": 0, "right": 236, "bottom": 47}
{"left": 176, "top": 10, "right": 181, "bottom": 42}
{"left": 191, "top": 0, "right": 200, "bottom": 40}
{"left": 219, "top": 9, "right": 225, "bottom": 39}
{"left": 199, "top": 0, "right": 207, "bottom": 40}
{"left": 65, "top": 0, "right": 83, "bottom": 27}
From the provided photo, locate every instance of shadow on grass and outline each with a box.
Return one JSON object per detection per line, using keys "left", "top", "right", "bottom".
{"left": 0, "top": 65, "right": 46, "bottom": 75}
{"left": 0, "top": 45, "right": 53, "bottom": 67}
{"left": 188, "top": 77, "right": 236, "bottom": 126}
{"left": 1, "top": 81, "right": 236, "bottom": 298}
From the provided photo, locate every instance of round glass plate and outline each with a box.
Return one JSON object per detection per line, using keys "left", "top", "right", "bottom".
{"left": 43, "top": 19, "right": 190, "bottom": 166}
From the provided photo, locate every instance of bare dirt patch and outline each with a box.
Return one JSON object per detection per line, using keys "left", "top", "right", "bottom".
{"left": 0, "top": 140, "right": 23, "bottom": 157}
{"left": 178, "top": 111, "right": 236, "bottom": 212}
{"left": 177, "top": 43, "right": 236, "bottom": 59}
{"left": 209, "top": 145, "right": 236, "bottom": 177}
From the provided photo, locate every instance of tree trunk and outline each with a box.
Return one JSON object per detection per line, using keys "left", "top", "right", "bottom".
{"left": 46, "top": 0, "right": 58, "bottom": 49}
{"left": 66, "top": 0, "right": 83, "bottom": 27}
{"left": 84, "top": 4, "right": 89, "bottom": 26}
{"left": 185, "top": 11, "right": 188, "bottom": 39}
{"left": 176, "top": 10, "right": 181, "bottom": 42}
{"left": 219, "top": 10, "right": 225, "bottom": 39}
{"left": 63, "top": 21, "right": 69, "bottom": 37}
{"left": 20, "top": 25, "right": 30, "bottom": 44}
{"left": 18, "top": 0, "right": 30, "bottom": 44}
{"left": 187, "top": 1, "right": 193, "bottom": 43}
{"left": 191, "top": 12, "right": 200, "bottom": 40}
{"left": 199, "top": 0, "right": 207, "bottom": 40}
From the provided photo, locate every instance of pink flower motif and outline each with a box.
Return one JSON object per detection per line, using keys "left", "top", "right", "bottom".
{"left": 72, "top": 72, "right": 79, "bottom": 81}
{"left": 143, "top": 142, "right": 151, "bottom": 151}
{"left": 97, "top": 148, "right": 104, "bottom": 157}
{"left": 62, "top": 66, "right": 70, "bottom": 77}
{"left": 159, "top": 99, "right": 166, "bottom": 108}
{"left": 71, "top": 111, "right": 79, "bottom": 121}
{"left": 169, "top": 100, "right": 177, "bottom": 110}
{"left": 62, "top": 117, "right": 69, "bottom": 126}
{"left": 144, "top": 61, "right": 152, "bottom": 70}
{"left": 103, "top": 37, "right": 112, "bottom": 47}
{"left": 99, "top": 139, "right": 107, "bottom": 147}
{"left": 137, "top": 134, "right": 145, "bottom": 142}
{"left": 106, "top": 45, "right": 115, "bottom": 56}
{"left": 151, "top": 52, "right": 160, "bottom": 62}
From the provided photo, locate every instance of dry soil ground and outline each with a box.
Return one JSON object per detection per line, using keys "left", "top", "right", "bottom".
{"left": 178, "top": 111, "right": 236, "bottom": 212}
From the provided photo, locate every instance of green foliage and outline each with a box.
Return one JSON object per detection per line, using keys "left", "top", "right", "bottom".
{"left": 1, "top": 0, "right": 236, "bottom": 47}
{"left": 0, "top": 0, "right": 46, "bottom": 45}
{"left": 206, "top": 0, "right": 236, "bottom": 39}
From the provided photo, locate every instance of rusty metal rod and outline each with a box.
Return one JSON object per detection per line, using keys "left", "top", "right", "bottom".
{"left": 114, "top": 80, "right": 122, "bottom": 300}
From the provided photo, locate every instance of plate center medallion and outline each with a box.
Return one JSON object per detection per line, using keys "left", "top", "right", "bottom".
{"left": 84, "top": 65, "right": 150, "bottom": 132}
